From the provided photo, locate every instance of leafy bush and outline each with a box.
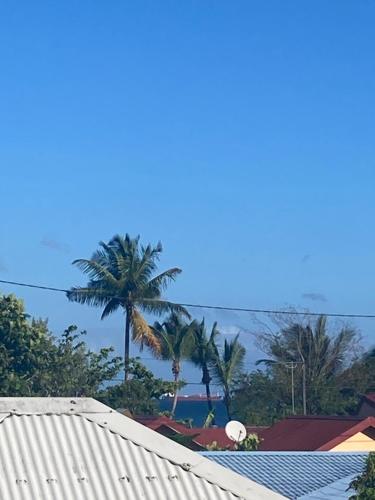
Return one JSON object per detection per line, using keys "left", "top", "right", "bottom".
{"left": 349, "top": 453, "right": 375, "bottom": 499}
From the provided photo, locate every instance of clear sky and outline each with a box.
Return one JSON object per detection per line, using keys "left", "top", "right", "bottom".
{"left": 0, "top": 1, "right": 375, "bottom": 388}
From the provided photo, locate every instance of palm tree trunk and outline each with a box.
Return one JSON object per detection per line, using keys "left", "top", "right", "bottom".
{"left": 202, "top": 364, "right": 216, "bottom": 425}
{"left": 124, "top": 308, "right": 131, "bottom": 381}
{"left": 171, "top": 371, "right": 179, "bottom": 418}
{"left": 224, "top": 388, "right": 231, "bottom": 421}
{"left": 205, "top": 382, "right": 216, "bottom": 426}
{"left": 205, "top": 381, "right": 213, "bottom": 412}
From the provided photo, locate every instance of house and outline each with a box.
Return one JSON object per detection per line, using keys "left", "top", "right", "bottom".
{"left": 0, "top": 398, "right": 284, "bottom": 499}
{"left": 135, "top": 415, "right": 267, "bottom": 450}
{"left": 357, "top": 393, "right": 375, "bottom": 417}
{"left": 135, "top": 414, "right": 193, "bottom": 433}
{"left": 259, "top": 415, "right": 375, "bottom": 452}
{"left": 202, "top": 451, "right": 367, "bottom": 499}
{"left": 135, "top": 415, "right": 206, "bottom": 450}
{"left": 193, "top": 426, "right": 268, "bottom": 450}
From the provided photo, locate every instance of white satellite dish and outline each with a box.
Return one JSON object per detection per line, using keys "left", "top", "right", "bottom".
{"left": 225, "top": 420, "right": 247, "bottom": 443}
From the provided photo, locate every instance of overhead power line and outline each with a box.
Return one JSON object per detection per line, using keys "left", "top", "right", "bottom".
{"left": 0, "top": 278, "right": 375, "bottom": 319}
{"left": 177, "top": 302, "right": 375, "bottom": 319}
{"left": 0, "top": 279, "right": 68, "bottom": 293}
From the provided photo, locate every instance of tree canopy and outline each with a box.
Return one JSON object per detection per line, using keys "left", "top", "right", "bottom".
{"left": 152, "top": 313, "right": 193, "bottom": 417}
{"left": 212, "top": 334, "right": 246, "bottom": 420}
{"left": 67, "top": 234, "right": 188, "bottom": 379}
{"left": 190, "top": 319, "right": 219, "bottom": 417}
{"left": 2, "top": 280, "right": 375, "bottom": 430}
{"left": 349, "top": 453, "right": 375, "bottom": 499}
{"left": 97, "top": 358, "right": 180, "bottom": 415}
{"left": 233, "top": 315, "right": 364, "bottom": 424}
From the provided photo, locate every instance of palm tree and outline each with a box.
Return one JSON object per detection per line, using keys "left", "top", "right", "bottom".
{"left": 152, "top": 313, "right": 193, "bottom": 418}
{"left": 212, "top": 334, "right": 245, "bottom": 421}
{"left": 67, "top": 234, "right": 188, "bottom": 380}
{"left": 257, "top": 315, "right": 357, "bottom": 414}
{"left": 190, "top": 319, "right": 219, "bottom": 420}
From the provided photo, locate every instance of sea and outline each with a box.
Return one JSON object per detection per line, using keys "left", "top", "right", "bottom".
{"left": 158, "top": 399, "right": 227, "bottom": 427}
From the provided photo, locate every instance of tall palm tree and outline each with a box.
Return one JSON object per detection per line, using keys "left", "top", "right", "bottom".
{"left": 152, "top": 313, "right": 193, "bottom": 418}
{"left": 67, "top": 234, "right": 188, "bottom": 380}
{"left": 257, "top": 315, "right": 356, "bottom": 414}
{"left": 212, "top": 334, "right": 245, "bottom": 421}
{"left": 190, "top": 319, "right": 219, "bottom": 419}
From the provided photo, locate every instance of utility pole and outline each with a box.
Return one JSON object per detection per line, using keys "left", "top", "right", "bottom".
{"left": 301, "top": 360, "right": 307, "bottom": 415}
{"left": 291, "top": 362, "right": 296, "bottom": 414}
{"left": 296, "top": 326, "right": 307, "bottom": 415}
{"left": 285, "top": 362, "right": 296, "bottom": 414}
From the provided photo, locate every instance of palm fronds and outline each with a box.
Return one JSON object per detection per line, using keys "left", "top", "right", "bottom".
{"left": 67, "top": 234, "right": 185, "bottom": 378}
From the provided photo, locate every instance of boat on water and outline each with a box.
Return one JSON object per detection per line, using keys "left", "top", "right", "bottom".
{"left": 161, "top": 393, "right": 222, "bottom": 402}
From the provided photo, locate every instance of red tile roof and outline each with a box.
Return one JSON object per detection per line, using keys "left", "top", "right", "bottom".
{"left": 194, "top": 428, "right": 235, "bottom": 448}
{"left": 135, "top": 415, "right": 190, "bottom": 434}
{"left": 135, "top": 416, "right": 267, "bottom": 450}
{"left": 259, "top": 415, "right": 375, "bottom": 451}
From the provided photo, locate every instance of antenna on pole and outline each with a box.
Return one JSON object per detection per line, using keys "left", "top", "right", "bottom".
{"left": 285, "top": 362, "right": 297, "bottom": 414}
{"left": 225, "top": 421, "right": 247, "bottom": 443}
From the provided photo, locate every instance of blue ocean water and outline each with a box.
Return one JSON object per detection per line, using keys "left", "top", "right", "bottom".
{"left": 159, "top": 399, "right": 227, "bottom": 427}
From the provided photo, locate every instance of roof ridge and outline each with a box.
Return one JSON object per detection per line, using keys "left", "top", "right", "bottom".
{"left": 82, "top": 409, "right": 285, "bottom": 499}
{"left": 286, "top": 415, "right": 364, "bottom": 421}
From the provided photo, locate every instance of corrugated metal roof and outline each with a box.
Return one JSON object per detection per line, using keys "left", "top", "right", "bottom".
{"left": 298, "top": 474, "right": 356, "bottom": 500}
{"left": 0, "top": 398, "right": 284, "bottom": 500}
{"left": 202, "top": 451, "right": 367, "bottom": 499}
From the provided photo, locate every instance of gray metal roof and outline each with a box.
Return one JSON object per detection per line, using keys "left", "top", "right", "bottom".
{"left": 0, "top": 398, "right": 284, "bottom": 500}
{"left": 202, "top": 451, "right": 367, "bottom": 499}
{"left": 298, "top": 475, "right": 357, "bottom": 500}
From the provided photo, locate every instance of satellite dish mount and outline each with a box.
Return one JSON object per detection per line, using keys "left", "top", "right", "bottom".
{"left": 225, "top": 420, "right": 247, "bottom": 443}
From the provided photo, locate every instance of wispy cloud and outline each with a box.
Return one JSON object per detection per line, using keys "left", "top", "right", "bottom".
{"left": 41, "top": 237, "right": 70, "bottom": 254}
{"left": 301, "top": 254, "right": 311, "bottom": 264}
{"left": 302, "top": 292, "right": 327, "bottom": 303}
{"left": 218, "top": 325, "right": 242, "bottom": 336}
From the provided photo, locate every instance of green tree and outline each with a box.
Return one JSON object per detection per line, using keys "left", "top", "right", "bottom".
{"left": 98, "top": 358, "right": 179, "bottom": 414}
{"left": 212, "top": 334, "right": 245, "bottom": 421}
{"left": 235, "top": 434, "right": 261, "bottom": 451}
{"left": 34, "top": 325, "right": 123, "bottom": 397}
{"left": 204, "top": 435, "right": 260, "bottom": 452}
{"left": 349, "top": 453, "right": 375, "bottom": 499}
{"left": 0, "top": 294, "right": 53, "bottom": 394}
{"left": 67, "top": 234, "right": 188, "bottom": 379}
{"left": 338, "top": 348, "right": 375, "bottom": 414}
{"left": 232, "top": 370, "right": 289, "bottom": 425}
{"left": 190, "top": 319, "right": 219, "bottom": 420}
{"left": 0, "top": 294, "right": 122, "bottom": 396}
{"left": 256, "top": 315, "right": 357, "bottom": 414}
{"left": 152, "top": 313, "right": 193, "bottom": 417}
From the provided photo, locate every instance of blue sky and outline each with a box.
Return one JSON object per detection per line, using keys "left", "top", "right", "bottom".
{"left": 0, "top": 1, "right": 375, "bottom": 388}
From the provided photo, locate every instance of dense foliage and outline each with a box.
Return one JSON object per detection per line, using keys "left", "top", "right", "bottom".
{"left": 0, "top": 294, "right": 175, "bottom": 415}
{"left": 0, "top": 294, "right": 123, "bottom": 396}
{"left": 34, "top": 325, "right": 123, "bottom": 397}
{"left": 205, "top": 434, "right": 260, "bottom": 451}
{"left": 2, "top": 265, "right": 375, "bottom": 429}
{"left": 349, "top": 453, "right": 375, "bottom": 499}
{"left": 232, "top": 315, "right": 373, "bottom": 425}
{"left": 97, "top": 358, "right": 180, "bottom": 414}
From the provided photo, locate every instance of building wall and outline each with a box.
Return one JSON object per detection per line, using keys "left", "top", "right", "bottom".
{"left": 331, "top": 432, "right": 375, "bottom": 452}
